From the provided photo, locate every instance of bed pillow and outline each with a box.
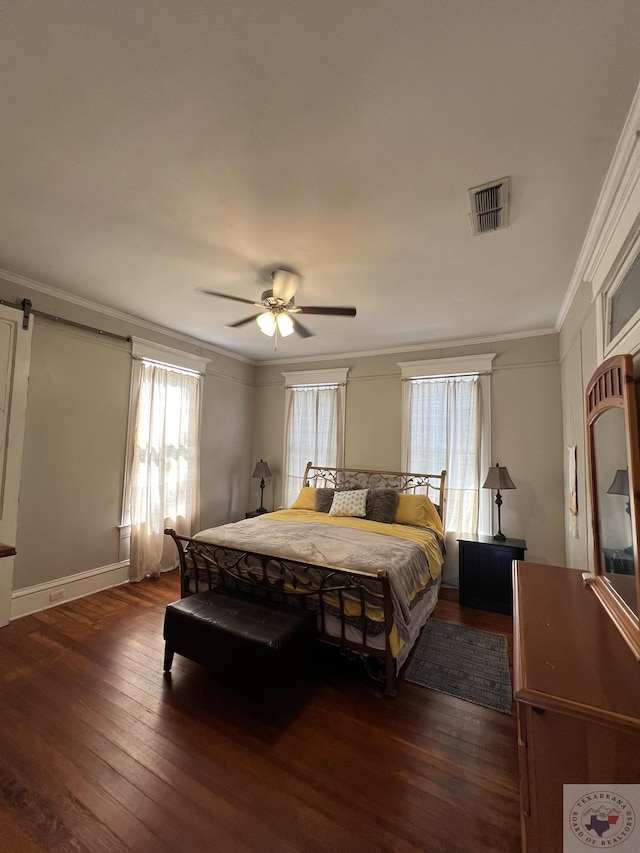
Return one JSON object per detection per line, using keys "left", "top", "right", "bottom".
{"left": 290, "top": 486, "right": 316, "bottom": 510}
{"left": 314, "top": 487, "right": 336, "bottom": 513}
{"left": 328, "top": 488, "right": 368, "bottom": 518}
{"left": 366, "top": 488, "right": 399, "bottom": 524}
{"left": 394, "top": 493, "right": 443, "bottom": 533}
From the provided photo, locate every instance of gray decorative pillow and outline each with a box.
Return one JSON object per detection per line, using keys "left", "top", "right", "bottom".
{"left": 314, "top": 488, "right": 336, "bottom": 513}
{"left": 366, "top": 488, "right": 399, "bottom": 524}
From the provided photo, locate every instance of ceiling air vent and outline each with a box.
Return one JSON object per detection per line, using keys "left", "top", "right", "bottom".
{"left": 468, "top": 177, "right": 510, "bottom": 236}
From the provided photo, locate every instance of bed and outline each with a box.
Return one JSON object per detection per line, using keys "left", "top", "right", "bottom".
{"left": 165, "top": 463, "right": 446, "bottom": 695}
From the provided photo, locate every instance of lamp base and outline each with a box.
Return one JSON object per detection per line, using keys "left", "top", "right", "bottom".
{"left": 493, "top": 531, "right": 506, "bottom": 541}
{"left": 254, "top": 507, "right": 268, "bottom": 515}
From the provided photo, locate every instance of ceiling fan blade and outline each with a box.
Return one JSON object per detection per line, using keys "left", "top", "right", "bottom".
{"left": 296, "top": 306, "right": 357, "bottom": 317}
{"left": 271, "top": 270, "right": 301, "bottom": 302}
{"left": 227, "top": 313, "right": 262, "bottom": 328}
{"left": 292, "top": 316, "right": 314, "bottom": 338}
{"left": 196, "top": 288, "right": 257, "bottom": 306}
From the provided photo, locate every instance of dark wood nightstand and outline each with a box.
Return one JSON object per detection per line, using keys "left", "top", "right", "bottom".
{"left": 458, "top": 533, "right": 527, "bottom": 614}
{"left": 245, "top": 510, "right": 271, "bottom": 519}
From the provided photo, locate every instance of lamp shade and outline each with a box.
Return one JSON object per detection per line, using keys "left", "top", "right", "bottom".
{"left": 276, "top": 313, "right": 294, "bottom": 337}
{"left": 252, "top": 459, "right": 272, "bottom": 479}
{"left": 257, "top": 312, "right": 276, "bottom": 336}
{"left": 482, "top": 464, "right": 516, "bottom": 490}
{"left": 607, "top": 468, "right": 629, "bottom": 496}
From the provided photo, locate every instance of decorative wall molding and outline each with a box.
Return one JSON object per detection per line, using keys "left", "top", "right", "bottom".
{"left": 556, "top": 79, "right": 640, "bottom": 330}
{"left": 262, "top": 327, "right": 556, "bottom": 367}
{"left": 0, "top": 267, "right": 559, "bottom": 370}
{"left": 0, "top": 267, "right": 254, "bottom": 366}
{"left": 10, "top": 560, "right": 130, "bottom": 620}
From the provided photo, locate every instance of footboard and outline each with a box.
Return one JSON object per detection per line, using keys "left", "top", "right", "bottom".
{"left": 164, "top": 528, "right": 398, "bottom": 695}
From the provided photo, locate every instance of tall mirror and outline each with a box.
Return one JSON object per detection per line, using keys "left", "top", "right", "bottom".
{"left": 586, "top": 354, "right": 640, "bottom": 659}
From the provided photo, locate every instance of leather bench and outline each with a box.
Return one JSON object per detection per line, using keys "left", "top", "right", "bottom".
{"left": 163, "top": 588, "right": 317, "bottom": 687}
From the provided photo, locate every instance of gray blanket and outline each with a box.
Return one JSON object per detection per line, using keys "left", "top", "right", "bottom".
{"left": 194, "top": 517, "right": 438, "bottom": 637}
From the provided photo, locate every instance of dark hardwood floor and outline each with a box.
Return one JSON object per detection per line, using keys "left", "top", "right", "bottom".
{"left": 0, "top": 573, "right": 520, "bottom": 852}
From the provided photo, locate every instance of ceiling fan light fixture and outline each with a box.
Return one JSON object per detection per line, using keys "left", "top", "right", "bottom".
{"left": 257, "top": 312, "right": 276, "bottom": 336}
{"left": 198, "top": 269, "right": 357, "bottom": 342}
{"left": 276, "top": 313, "right": 294, "bottom": 337}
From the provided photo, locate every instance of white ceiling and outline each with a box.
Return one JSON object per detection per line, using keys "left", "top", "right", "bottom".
{"left": 1, "top": 1, "right": 640, "bottom": 362}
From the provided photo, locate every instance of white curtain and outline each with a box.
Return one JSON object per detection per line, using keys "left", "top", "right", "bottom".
{"left": 129, "top": 361, "right": 201, "bottom": 581}
{"left": 282, "top": 385, "right": 343, "bottom": 507}
{"left": 406, "top": 375, "right": 482, "bottom": 534}
{"left": 405, "top": 375, "right": 486, "bottom": 586}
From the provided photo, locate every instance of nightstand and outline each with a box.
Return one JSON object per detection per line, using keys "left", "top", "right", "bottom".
{"left": 458, "top": 533, "right": 527, "bottom": 614}
{"left": 245, "top": 510, "right": 271, "bottom": 519}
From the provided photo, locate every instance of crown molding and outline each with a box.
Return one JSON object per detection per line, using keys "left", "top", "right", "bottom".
{"left": 0, "top": 268, "right": 557, "bottom": 369}
{"left": 0, "top": 268, "right": 255, "bottom": 366}
{"left": 556, "top": 78, "right": 640, "bottom": 331}
{"left": 257, "top": 326, "right": 557, "bottom": 366}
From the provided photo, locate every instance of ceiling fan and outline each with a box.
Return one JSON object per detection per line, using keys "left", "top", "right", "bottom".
{"left": 196, "top": 269, "right": 357, "bottom": 342}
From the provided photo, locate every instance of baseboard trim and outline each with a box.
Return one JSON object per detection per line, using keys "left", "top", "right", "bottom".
{"left": 10, "top": 561, "right": 130, "bottom": 620}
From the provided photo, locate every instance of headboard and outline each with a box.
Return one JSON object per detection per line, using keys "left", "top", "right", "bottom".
{"left": 302, "top": 462, "right": 447, "bottom": 520}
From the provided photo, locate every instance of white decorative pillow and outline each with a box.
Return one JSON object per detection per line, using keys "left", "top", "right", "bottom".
{"left": 328, "top": 488, "right": 368, "bottom": 518}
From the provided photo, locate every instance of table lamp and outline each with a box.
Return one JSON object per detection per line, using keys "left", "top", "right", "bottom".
{"left": 482, "top": 463, "right": 516, "bottom": 541}
{"left": 252, "top": 459, "right": 272, "bottom": 514}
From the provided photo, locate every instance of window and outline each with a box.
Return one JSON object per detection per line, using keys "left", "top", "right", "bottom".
{"left": 124, "top": 339, "right": 209, "bottom": 580}
{"left": 281, "top": 368, "right": 348, "bottom": 508}
{"left": 400, "top": 355, "right": 494, "bottom": 540}
{"left": 608, "top": 251, "right": 640, "bottom": 343}
{"left": 602, "top": 230, "right": 640, "bottom": 357}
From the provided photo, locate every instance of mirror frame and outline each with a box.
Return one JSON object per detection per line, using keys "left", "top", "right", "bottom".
{"left": 586, "top": 353, "right": 640, "bottom": 659}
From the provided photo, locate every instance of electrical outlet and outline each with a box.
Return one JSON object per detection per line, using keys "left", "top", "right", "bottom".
{"left": 49, "top": 589, "right": 64, "bottom": 602}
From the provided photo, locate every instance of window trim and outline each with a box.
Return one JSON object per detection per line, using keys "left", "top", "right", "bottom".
{"left": 398, "top": 353, "right": 496, "bottom": 380}
{"left": 282, "top": 367, "right": 349, "bottom": 387}
{"left": 131, "top": 337, "right": 210, "bottom": 375}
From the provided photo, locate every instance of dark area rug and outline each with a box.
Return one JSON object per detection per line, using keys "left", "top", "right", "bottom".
{"left": 404, "top": 619, "right": 512, "bottom": 713}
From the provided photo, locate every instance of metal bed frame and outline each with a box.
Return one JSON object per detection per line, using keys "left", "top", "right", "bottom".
{"left": 165, "top": 463, "right": 446, "bottom": 696}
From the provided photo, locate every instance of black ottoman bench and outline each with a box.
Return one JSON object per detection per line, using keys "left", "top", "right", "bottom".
{"left": 163, "top": 588, "right": 317, "bottom": 688}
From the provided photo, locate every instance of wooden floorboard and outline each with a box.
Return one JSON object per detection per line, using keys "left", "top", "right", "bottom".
{"left": 0, "top": 573, "right": 521, "bottom": 852}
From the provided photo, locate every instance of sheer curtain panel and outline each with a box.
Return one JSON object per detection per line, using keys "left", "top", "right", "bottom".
{"left": 406, "top": 375, "right": 482, "bottom": 535}
{"left": 129, "top": 361, "right": 201, "bottom": 580}
{"left": 282, "top": 385, "right": 343, "bottom": 508}
{"left": 400, "top": 355, "right": 493, "bottom": 586}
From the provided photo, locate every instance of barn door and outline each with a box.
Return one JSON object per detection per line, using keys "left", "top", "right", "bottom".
{"left": 0, "top": 303, "right": 32, "bottom": 626}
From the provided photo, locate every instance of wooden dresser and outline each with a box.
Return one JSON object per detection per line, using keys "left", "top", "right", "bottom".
{"left": 513, "top": 561, "right": 640, "bottom": 852}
